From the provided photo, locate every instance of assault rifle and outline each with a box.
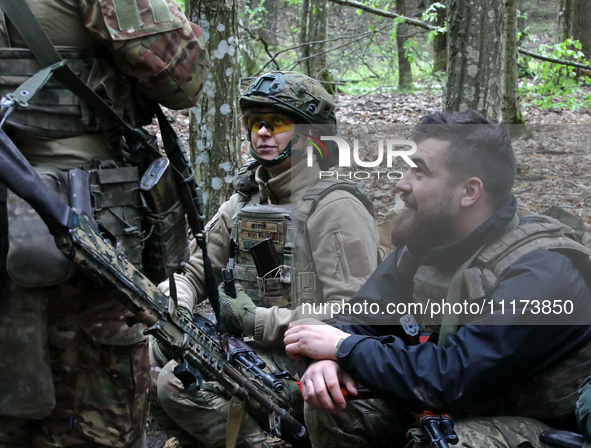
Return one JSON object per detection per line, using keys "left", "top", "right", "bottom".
{"left": 0, "top": 129, "right": 306, "bottom": 440}
{"left": 417, "top": 412, "right": 459, "bottom": 448}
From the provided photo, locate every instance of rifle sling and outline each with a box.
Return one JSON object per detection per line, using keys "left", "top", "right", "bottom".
{"left": 226, "top": 396, "right": 245, "bottom": 448}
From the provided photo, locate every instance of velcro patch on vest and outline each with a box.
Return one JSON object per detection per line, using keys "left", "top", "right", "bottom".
{"left": 240, "top": 220, "right": 281, "bottom": 251}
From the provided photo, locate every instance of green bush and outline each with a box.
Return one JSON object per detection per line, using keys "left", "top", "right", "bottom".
{"left": 520, "top": 38, "right": 591, "bottom": 110}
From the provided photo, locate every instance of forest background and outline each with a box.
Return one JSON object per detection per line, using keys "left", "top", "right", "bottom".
{"left": 145, "top": 0, "right": 591, "bottom": 445}
{"left": 148, "top": 0, "right": 591, "bottom": 234}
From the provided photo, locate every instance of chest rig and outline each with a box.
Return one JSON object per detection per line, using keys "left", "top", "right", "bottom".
{"left": 230, "top": 167, "right": 374, "bottom": 310}
{"left": 411, "top": 211, "right": 591, "bottom": 422}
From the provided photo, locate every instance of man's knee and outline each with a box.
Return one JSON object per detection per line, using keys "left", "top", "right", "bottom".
{"left": 305, "top": 400, "right": 410, "bottom": 448}
{"left": 410, "top": 416, "right": 552, "bottom": 448}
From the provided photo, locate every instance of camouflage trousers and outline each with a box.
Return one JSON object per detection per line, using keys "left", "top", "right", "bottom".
{"left": 0, "top": 273, "right": 150, "bottom": 448}
{"left": 149, "top": 339, "right": 305, "bottom": 448}
{"left": 305, "top": 399, "right": 553, "bottom": 448}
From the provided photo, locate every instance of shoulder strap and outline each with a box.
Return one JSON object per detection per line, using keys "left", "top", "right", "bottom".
{"left": 0, "top": 0, "right": 153, "bottom": 151}
{"left": 438, "top": 213, "right": 520, "bottom": 346}
{"left": 297, "top": 178, "right": 374, "bottom": 227}
{"left": 476, "top": 217, "right": 590, "bottom": 276}
{"left": 439, "top": 214, "right": 591, "bottom": 346}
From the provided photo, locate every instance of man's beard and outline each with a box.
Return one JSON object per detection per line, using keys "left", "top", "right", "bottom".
{"left": 391, "top": 193, "right": 456, "bottom": 251}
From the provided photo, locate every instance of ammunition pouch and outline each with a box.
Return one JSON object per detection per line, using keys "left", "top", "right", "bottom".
{"left": 256, "top": 265, "right": 291, "bottom": 308}
{"left": 2, "top": 171, "right": 60, "bottom": 418}
{"left": 139, "top": 157, "right": 190, "bottom": 283}
{"left": 6, "top": 166, "right": 75, "bottom": 287}
{"left": 232, "top": 203, "right": 294, "bottom": 308}
{"left": 85, "top": 160, "right": 144, "bottom": 270}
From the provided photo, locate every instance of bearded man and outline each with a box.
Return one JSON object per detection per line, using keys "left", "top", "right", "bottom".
{"left": 284, "top": 110, "right": 591, "bottom": 448}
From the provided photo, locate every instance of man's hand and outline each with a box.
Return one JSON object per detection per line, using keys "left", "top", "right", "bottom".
{"left": 284, "top": 320, "right": 351, "bottom": 361}
{"left": 218, "top": 283, "right": 256, "bottom": 336}
{"left": 300, "top": 360, "right": 358, "bottom": 414}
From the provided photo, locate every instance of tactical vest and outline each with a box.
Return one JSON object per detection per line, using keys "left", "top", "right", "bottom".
{"left": 230, "top": 166, "right": 374, "bottom": 310}
{"left": 411, "top": 211, "right": 591, "bottom": 422}
{"left": 0, "top": 47, "right": 151, "bottom": 139}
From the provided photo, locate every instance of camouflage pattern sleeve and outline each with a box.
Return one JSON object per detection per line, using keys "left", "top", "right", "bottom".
{"left": 79, "top": 0, "right": 210, "bottom": 109}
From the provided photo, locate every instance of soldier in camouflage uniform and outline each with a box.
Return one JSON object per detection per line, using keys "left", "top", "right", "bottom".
{"left": 284, "top": 110, "right": 591, "bottom": 448}
{"left": 0, "top": 1, "right": 209, "bottom": 447}
{"left": 149, "top": 71, "right": 380, "bottom": 447}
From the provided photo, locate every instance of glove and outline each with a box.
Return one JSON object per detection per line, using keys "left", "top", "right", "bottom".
{"left": 151, "top": 307, "right": 193, "bottom": 366}
{"left": 219, "top": 283, "right": 256, "bottom": 337}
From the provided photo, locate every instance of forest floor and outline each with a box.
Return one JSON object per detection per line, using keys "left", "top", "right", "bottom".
{"left": 146, "top": 88, "right": 591, "bottom": 448}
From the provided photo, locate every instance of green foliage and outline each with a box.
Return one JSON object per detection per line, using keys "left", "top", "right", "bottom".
{"left": 519, "top": 38, "right": 591, "bottom": 110}
{"left": 174, "top": 0, "right": 184, "bottom": 11}
{"left": 241, "top": 0, "right": 267, "bottom": 21}
{"left": 236, "top": 0, "right": 447, "bottom": 95}
{"left": 403, "top": 39, "right": 418, "bottom": 63}
{"left": 421, "top": 2, "right": 446, "bottom": 41}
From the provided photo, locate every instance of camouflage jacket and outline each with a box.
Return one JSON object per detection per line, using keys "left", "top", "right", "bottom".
{"left": 0, "top": 0, "right": 209, "bottom": 167}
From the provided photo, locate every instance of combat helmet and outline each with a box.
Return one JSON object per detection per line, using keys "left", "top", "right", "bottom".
{"left": 240, "top": 71, "right": 337, "bottom": 167}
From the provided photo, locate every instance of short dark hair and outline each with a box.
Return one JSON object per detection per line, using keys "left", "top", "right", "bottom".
{"left": 409, "top": 110, "right": 516, "bottom": 209}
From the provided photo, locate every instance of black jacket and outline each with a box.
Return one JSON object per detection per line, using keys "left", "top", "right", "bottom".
{"left": 332, "top": 196, "right": 591, "bottom": 411}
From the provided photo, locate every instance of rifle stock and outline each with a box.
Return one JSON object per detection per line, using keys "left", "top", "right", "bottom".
{"left": 0, "top": 129, "right": 306, "bottom": 440}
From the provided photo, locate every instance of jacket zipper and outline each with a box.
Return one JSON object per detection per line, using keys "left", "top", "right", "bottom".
{"left": 332, "top": 231, "right": 350, "bottom": 285}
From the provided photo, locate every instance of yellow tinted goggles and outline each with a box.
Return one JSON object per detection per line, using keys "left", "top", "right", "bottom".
{"left": 247, "top": 113, "right": 295, "bottom": 135}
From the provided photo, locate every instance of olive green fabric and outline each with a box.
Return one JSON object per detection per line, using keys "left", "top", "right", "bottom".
{"left": 305, "top": 400, "right": 553, "bottom": 448}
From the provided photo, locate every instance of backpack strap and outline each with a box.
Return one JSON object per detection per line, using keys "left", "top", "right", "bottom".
{"left": 476, "top": 217, "right": 591, "bottom": 277}
{"left": 296, "top": 178, "right": 374, "bottom": 227}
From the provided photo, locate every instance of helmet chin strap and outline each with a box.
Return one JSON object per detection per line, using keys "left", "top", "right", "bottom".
{"left": 248, "top": 125, "right": 304, "bottom": 168}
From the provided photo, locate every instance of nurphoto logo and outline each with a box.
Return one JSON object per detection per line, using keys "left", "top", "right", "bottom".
{"left": 306, "top": 136, "right": 417, "bottom": 180}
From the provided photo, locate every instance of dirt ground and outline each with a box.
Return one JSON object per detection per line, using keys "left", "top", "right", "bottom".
{"left": 146, "top": 89, "right": 591, "bottom": 448}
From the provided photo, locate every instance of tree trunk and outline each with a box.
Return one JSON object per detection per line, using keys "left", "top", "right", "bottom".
{"left": 260, "top": 0, "right": 278, "bottom": 47}
{"left": 503, "top": 0, "right": 524, "bottom": 124}
{"left": 445, "top": 0, "right": 505, "bottom": 121}
{"left": 299, "top": 0, "right": 334, "bottom": 92}
{"left": 573, "top": 0, "right": 591, "bottom": 60}
{"left": 396, "top": 0, "right": 413, "bottom": 88}
{"left": 299, "top": 0, "right": 310, "bottom": 74}
{"left": 307, "top": 0, "right": 329, "bottom": 78}
{"left": 560, "top": 0, "right": 575, "bottom": 41}
{"left": 187, "top": 0, "right": 241, "bottom": 221}
{"left": 430, "top": 0, "right": 447, "bottom": 73}
{"left": 517, "top": 0, "right": 527, "bottom": 45}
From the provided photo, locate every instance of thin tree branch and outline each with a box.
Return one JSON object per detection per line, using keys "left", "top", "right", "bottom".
{"left": 239, "top": 24, "right": 280, "bottom": 70}
{"left": 286, "top": 26, "right": 389, "bottom": 71}
{"left": 258, "top": 24, "right": 391, "bottom": 75}
{"left": 328, "top": 0, "right": 437, "bottom": 30}
{"left": 331, "top": 0, "right": 591, "bottom": 71}
{"left": 518, "top": 48, "right": 591, "bottom": 70}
